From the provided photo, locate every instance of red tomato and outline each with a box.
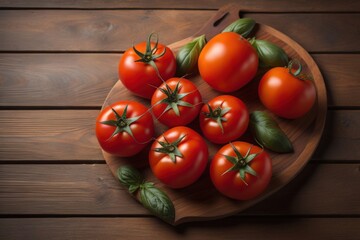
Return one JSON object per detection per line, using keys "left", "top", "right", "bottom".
{"left": 210, "top": 141, "right": 272, "bottom": 200}
{"left": 198, "top": 32, "right": 258, "bottom": 92}
{"left": 149, "top": 126, "right": 209, "bottom": 189}
{"left": 258, "top": 61, "right": 316, "bottom": 119}
{"left": 151, "top": 77, "right": 202, "bottom": 127}
{"left": 118, "top": 34, "right": 176, "bottom": 99}
{"left": 199, "top": 95, "right": 249, "bottom": 144}
{"left": 95, "top": 101, "right": 154, "bottom": 157}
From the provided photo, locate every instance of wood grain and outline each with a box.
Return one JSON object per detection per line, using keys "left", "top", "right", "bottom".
{"left": 0, "top": 54, "right": 358, "bottom": 107}
{"left": 243, "top": 13, "right": 360, "bottom": 53}
{"left": 0, "top": 110, "right": 358, "bottom": 162}
{"left": 0, "top": 10, "right": 212, "bottom": 51}
{"left": 0, "top": 11, "right": 358, "bottom": 52}
{"left": 0, "top": 0, "right": 359, "bottom": 12}
{"left": 0, "top": 163, "right": 359, "bottom": 216}
{"left": 0, "top": 218, "right": 359, "bottom": 240}
{"left": 0, "top": 54, "right": 119, "bottom": 107}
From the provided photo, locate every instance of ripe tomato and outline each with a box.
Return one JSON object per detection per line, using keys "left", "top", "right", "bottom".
{"left": 151, "top": 77, "right": 202, "bottom": 127}
{"left": 258, "top": 60, "right": 316, "bottom": 119}
{"left": 149, "top": 126, "right": 209, "bottom": 189}
{"left": 118, "top": 33, "right": 176, "bottom": 99}
{"left": 199, "top": 95, "right": 249, "bottom": 144}
{"left": 95, "top": 101, "right": 154, "bottom": 157}
{"left": 198, "top": 32, "right": 258, "bottom": 92}
{"left": 210, "top": 141, "right": 272, "bottom": 200}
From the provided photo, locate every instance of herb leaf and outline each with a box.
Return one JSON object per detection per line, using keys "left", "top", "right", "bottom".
{"left": 117, "top": 166, "right": 143, "bottom": 194}
{"left": 117, "top": 166, "right": 175, "bottom": 223}
{"left": 140, "top": 183, "right": 175, "bottom": 223}
{"left": 222, "top": 18, "right": 256, "bottom": 37}
{"left": 249, "top": 38, "right": 289, "bottom": 68}
{"left": 176, "top": 34, "right": 206, "bottom": 76}
{"left": 250, "top": 111, "right": 293, "bottom": 153}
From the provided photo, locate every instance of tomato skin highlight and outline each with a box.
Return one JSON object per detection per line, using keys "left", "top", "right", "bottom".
{"left": 198, "top": 32, "right": 258, "bottom": 92}
{"left": 119, "top": 41, "right": 176, "bottom": 99}
{"left": 258, "top": 67, "right": 316, "bottom": 119}
{"left": 199, "top": 95, "right": 249, "bottom": 144}
{"left": 151, "top": 77, "right": 202, "bottom": 127}
{"left": 149, "top": 126, "right": 209, "bottom": 189}
{"left": 95, "top": 101, "right": 154, "bottom": 157}
{"left": 210, "top": 142, "right": 272, "bottom": 200}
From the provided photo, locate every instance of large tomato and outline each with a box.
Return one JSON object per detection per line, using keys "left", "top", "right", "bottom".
{"left": 151, "top": 77, "right": 202, "bottom": 127}
{"left": 149, "top": 126, "right": 209, "bottom": 189}
{"left": 95, "top": 101, "right": 154, "bottom": 157}
{"left": 199, "top": 95, "right": 249, "bottom": 144}
{"left": 198, "top": 32, "right": 258, "bottom": 92}
{"left": 258, "top": 60, "right": 316, "bottom": 119}
{"left": 210, "top": 141, "right": 272, "bottom": 200}
{"left": 118, "top": 33, "right": 176, "bottom": 99}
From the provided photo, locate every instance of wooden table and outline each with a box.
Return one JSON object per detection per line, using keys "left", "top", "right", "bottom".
{"left": 0, "top": 1, "right": 359, "bottom": 239}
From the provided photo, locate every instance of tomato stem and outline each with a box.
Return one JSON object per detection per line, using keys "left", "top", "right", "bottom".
{"left": 222, "top": 143, "right": 260, "bottom": 184}
{"left": 153, "top": 135, "right": 186, "bottom": 163}
{"left": 133, "top": 33, "right": 167, "bottom": 82}
{"left": 287, "top": 59, "right": 302, "bottom": 77}
{"left": 99, "top": 105, "right": 141, "bottom": 141}
{"left": 203, "top": 103, "right": 231, "bottom": 134}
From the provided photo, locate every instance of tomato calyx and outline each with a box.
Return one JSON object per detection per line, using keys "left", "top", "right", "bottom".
{"left": 203, "top": 103, "right": 231, "bottom": 133}
{"left": 100, "top": 105, "right": 141, "bottom": 140}
{"left": 133, "top": 33, "right": 166, "bottom": 78}
{"left": 153, "top": 135, "right": 186, "bottom": 163}
{"left": 155, "top": 81, "right": 193, "bottom": 116}
{"left": 222, "top": 143, "right": 260, "bottom": 185}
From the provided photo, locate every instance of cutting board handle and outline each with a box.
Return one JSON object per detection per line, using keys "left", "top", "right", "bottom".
{"left": 169, "top": 4, "right": 241, "bottom": 52}
{"left": 194, "top": 4, "right": 242, "bottom": 39}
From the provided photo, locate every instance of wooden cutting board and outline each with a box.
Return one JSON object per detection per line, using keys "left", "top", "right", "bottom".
{"left": 101, "top": 4, "right": 327, "bottom": 225}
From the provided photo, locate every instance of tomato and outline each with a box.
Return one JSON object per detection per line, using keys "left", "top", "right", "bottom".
{"left": 258, "top": 60, "right": 316, "bottom": 119}
{"left": 198, "top": 32, "right": 258, "bottom": 92}
{"left": 199, "top": 95, "right": 249, "bottom": 144}
{"left": 210, "top": 141, "right": 272, "bottom": 200}
{"left": 95, "top": 101, "right": 154, "bottom": 157}
{"left": 118, "top": 33, "right": 176, "bottom": 99}
{"left": 149, "top": 126, "right": 209, "bottom": 188}
{"left": 151, "top": 77, "right": 202, "bottom": 127}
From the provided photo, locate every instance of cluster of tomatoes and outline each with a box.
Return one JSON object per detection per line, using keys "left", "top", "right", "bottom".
{"left": 95, "top": 31, "right": 316, "bottom": 201}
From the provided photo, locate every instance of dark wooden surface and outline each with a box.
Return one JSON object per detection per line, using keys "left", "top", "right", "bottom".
{"left": 0, "top": 0, "right": 359, "bottom": 239}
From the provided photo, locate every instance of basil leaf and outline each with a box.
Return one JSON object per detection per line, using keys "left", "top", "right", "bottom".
{"left": 117, "top": 166, "right": 143, "bottom": 194}
{"left": 249, "top": 38, "right": 289, "bottom": 68}
{"left": 222, "top": 18, "right": 256, "bottom": 37}
{"left": 176, "top": 34, "right": 206, "bottom": 76}
{"left": 140, "top": 183, "right": 175, "bottom": 223}
{"left": 250, "top": 111, "right": 293, "bottom": 153}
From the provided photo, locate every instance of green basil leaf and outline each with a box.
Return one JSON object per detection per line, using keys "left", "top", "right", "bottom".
{"left": 140, "top": 184, "right": 175, "bottom": 223}
{"left": 250, "top": 38, "right": 289, "bottom": 68}
{"left": 117, "top": 166, "right": 143, "bottom": 194}
{"left": 222, "top": 18, "right": 256, "bottom": 37}
{"left": 250, "top": 111, "right": 293, "bottom": 153}
{"left": 176, "top": 34, "right": 206, "bottom": 76}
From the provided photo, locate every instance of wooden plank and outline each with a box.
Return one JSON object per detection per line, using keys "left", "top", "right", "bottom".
{"left": 0, "top": 10, "right": 212, "bottom": 51}
{"left": 0, "top": 54, "right": 119, "bottom": 107}
{"left": 0, "top": 11, "right": 359, "bottom": 52}
{"left": 243, "top": 13, "right": 360, "bottom": 53}
{"left": 0, "top": 218, "right": 359, "bottom": 240}
{"left": 0, "top": 110, "right": 103, "bottom": 161}
{"left": 313, "top": 54, "right": 360, "bottom": 107}
{"left": 0, "top": 110, "right": 358, "bottom": 161}
{"left": 0, "top": 163, "right": 359, "bottom": 215}
{"left": 0, "top": 54, "right": 358, "bottom": 107}
{"left": 0, "top": 0, "right": 359, "bottom": 12}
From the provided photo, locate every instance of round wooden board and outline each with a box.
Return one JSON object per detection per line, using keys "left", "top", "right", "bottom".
{"left": 100, "top": 4, "right": 327, "bottom": 225}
